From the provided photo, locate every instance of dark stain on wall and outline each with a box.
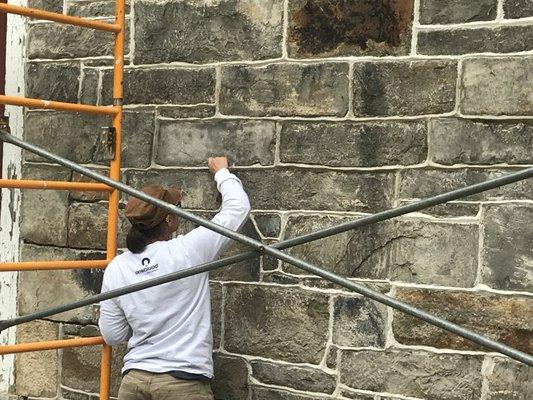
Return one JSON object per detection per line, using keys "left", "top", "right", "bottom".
{"left": 289, "top": 0, "right": 414, "bottom": 57}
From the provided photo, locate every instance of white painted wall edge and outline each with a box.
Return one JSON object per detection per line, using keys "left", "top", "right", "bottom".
{"left": 0, "top": 0, "right": 26, "bottom": 393}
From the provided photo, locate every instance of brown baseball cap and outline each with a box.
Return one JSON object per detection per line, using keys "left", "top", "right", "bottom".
{"left": 125, "top": 185, "right": 182, "bottom": 230}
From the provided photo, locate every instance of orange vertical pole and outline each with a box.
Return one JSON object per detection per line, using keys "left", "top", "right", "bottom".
{"left": 100, "top": 344, "right": 113, "bottom": 399}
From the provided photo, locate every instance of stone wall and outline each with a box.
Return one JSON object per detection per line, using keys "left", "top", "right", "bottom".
{"left": 8, "top": 0, "right": 533, "bottom": 399}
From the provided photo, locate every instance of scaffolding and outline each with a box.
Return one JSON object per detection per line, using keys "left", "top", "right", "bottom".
{"left": 0, "top": 0, "right": 126, "bottom": 397}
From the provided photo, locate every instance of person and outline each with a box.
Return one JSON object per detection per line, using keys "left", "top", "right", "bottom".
{"left": 98, "top": 156, "right": 250, "bottom": 400}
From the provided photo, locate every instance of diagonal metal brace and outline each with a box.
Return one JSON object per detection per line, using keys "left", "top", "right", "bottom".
{"left": 0, "top": 129, "right": 532, "bottom": 366}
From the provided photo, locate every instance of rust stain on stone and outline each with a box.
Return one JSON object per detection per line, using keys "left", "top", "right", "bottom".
{"left": 289, "top": 0, "right": 414, "bottom": 57}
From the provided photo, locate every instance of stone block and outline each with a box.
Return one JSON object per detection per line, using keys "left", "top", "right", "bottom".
{"left": 67, "top": 0, "right": 131, "bottom": 17}
{"left": 300, "top": 277, "right": 390, "bottom": 294}
{"left": 418, "top": 25, "right": 533, "bottom": 55}
{"left": 481, "top": 203, "right": 533, "bottom": 291}
{"left": 398, "top": 168, "right": 533, "bottom": 201}
{"left": 504, "top": 0, "right": 533, "bottom": 19}
{"left": 156, "top": 119, "right": 276, "bottom": 167}
{"left": 80, "top": 68, "right": 99, "bottom": 105}
{"left": 20, "top": 164, "right": 70, "bottom": 246}
{"left": 460, "top": 57, "right": 533, "bottom": 115}
{"left": 68, "top": 202, "right": 108, "bottom": 249}
{"left": 101, "top": 67, "right": 215, "bottom": 105}
{"left": 122, "top": 110, "right": 155, "bottom": 168}
{"left": 158, "top": 105, "right": 216, "bottom": 119}
{"left": 251, "top": 386, "right": 330, "bottom": 400}
{"left": 26, "top": 62, "right": 80, "bottom": 103}
{"left": 279, "top": 120, "right": 427, "bottom": 167}
{"left": 27, "top": 20, "right": 129, "bottom": 59}
{"left": 211, "top": 283, "right": 222, "bottom": 350}
{"left": 251, "top": 360, "right": 336, "bottom": 394}
{"left": 212, "top": 353, "right": 249, "bottom": 400}
{"left": 224, "top": 284, "right": 329, "bottom": 363}
{"left": 332, "top": 296, "right": 387, "bottom": 348}
{"left": 15, "top": 320, "right": 59, "bottom": 398}
{"left": 252, "top": 213, "right": 281, "bottom": 238}
{"left": 398, "top": 200, "right": 479, "bottom": 218}
{"left": 70, "top": 168, "right": 110, "bottom": 202}
{"left": 284, "top": 215, "right": 479, "bottom": 287}
{"left": 392, "top": 289, "right": 533, "bottom": 353}
{"left": 338, "top": 390, "right": 376, "bottom": 400}
{"left": 353, "top": 60, "right": 457, "bottom": 116}
{"left": 288, "top": 0, "right": 414, "bottom": 58}
{"left": 28, "top": 0, "right": 62, "bottom": 13}
{"left": 419, "top": 0, "right": 497, "bottom": 24}
{"left": 485, "top": 358, "right": 533, "bottom": 400}
{"left": 339, "top": 349, "right": 483, "bottom": 399}
{"left": 18, "top": 244, "right": 105, "bottom": 323}
{"left": 220, "top": 63, "right": 349, "bottom": 117}
{"left": 429, "top": 118, "right": 533, "bottom": 165}
{"left": 134, "top": 0, "right": 283, "bottom": 64}
{"left": 325, "top": 345, "right": 338, "bottom": 369}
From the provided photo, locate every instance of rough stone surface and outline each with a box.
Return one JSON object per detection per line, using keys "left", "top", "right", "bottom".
{"left": 280, "top": 120, "right": 427, "bottom": 167}
{"left": 15, "top": 320, "right": 59, "bottom": 397}
{"left": 121, "top": 111, "right": 155, "bottom": 168}
{"left": 156, "top": 120, "right": 276, "bottom": 167}
{"left": 20, "top": 164, "right": 70, "bottom": 246}
{"left": 250, "top": 360, "right": 336, "bottom": 394}
{"left": 338, "top": 390, "right": 376, "bottom": 400}
{"left": 419, "top": 0, "right": 497, "bottom": 24}
{"left": 224, "top": 284, "right": 329, "bottom": 363}
{"left": 67, "top": 0, "right": 130, "bottom": 17}
{"left": 28, "top": 0, "right": 62, "bottom": 13}
{"left": 70, "top": 167, "right": 110, "bottom": 202}
{"left": 353, "top": 60, "right": 457, "bottom": 116}
{"left": 504, "top": 0, "right": 533, "bottom": 19}
{"left": 284, "top": 215, "right": 479, "bottom": 287}
{"left": 26, "top": 62, "right": 80, "bottom": 103}
{"left": 418, "top": 25, "right": 533, "bottom": 55}
{"left": 398, "top": 168, "right": 533, "bottom": 201}
{"left": 252, "top": 213, "right": 281, "bottom": 238}
{"left": 251, "top": 386, "right": 330, "bottom": 400}
{"left": 485, "top": 358, "right": 533, "bottom": 400}
{"left": 220, "top": 63, "right": 349, "bottom": 117}
{"left": 212, "top": 353, "right": 249, "bottom": 400}
{"left": 288, "top": 0, "right": 414, "bottom": 58}
{"left": 332, "top": 296, "right": 387, "bottom": 348}
{"left": 339, "top": 349, "right": 483, "bottom": 399}
{"left": 398, "top": 200, "right": 479, "bottom": 218}
{"left": 100, "top": 67, "right": 215, "bottom": 105}
{"left": 460, "top": 57, "right": 533, "bottom": 115}
{"left": 429, "top": 118, "right": 533, "bottom": 165}
{"left": 158, "top": 105, "right": 216, "bottom": 119}
{"left": 134, "top": 0, "right": 283, "bottom": 64}
{"left": 392, "top": 289, "right": 533, "bottom": 353}
{"left": 211, "top": 283, "right": 222, "bottom": 349}
{"left": 68, "top": 202, "right": 108, "bottom": 249}
{"left": 481, "top": 203, "right": 533, "bottom": 291}
{"left": 80, "top": 68, "right": 99, "bottom": 104}
{"left": 18, "top": 244, "right": 105, "bottom": 323}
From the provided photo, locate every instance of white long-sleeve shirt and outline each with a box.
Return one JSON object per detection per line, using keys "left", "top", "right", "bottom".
{"left": 98, "top": 168, "right": 250, "bottom": 377}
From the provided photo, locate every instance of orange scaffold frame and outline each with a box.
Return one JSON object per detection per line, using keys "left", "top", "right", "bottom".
{"left": 0, "top": 0, "right": 126, "bottom": 398}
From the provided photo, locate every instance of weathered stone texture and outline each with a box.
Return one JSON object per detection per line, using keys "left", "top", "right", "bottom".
{"left": 80, "top": 68, "right": 99, "bottom": 104}
{"left": 68, "top": 202, "right": 108, "bottom": 249}
{"left": 251, "top": 386, "right": 330, "bottom": 400}
{"left": 399, "top": 200, "right": 479, "bottom": 218}
{"left": 158, "top": 105, "right": 216, "bottom": 119}
{"left": 67, "top": 0, "right": 130, "bottom": 17}
{"left": 101, "top": 67, "right": 215, "bottom": 105}
{"left": 392, "top": 289, "right": 533, "bottom": 353}
{"left": 504, "top": 0, "right": 533, "bottom": 19}
{"left": 338, "top": 390, "right": 376, "bottom": 400}
{"left": 212, "top": 353, "right": 249, "bottom": 400}
{"left": 353, "top": 60, "right": 457, "bottom": 116}
{"left": 251, "top": 360, "right": 336, "bottom": 394}
{"left": 134, "top": 0, "right": 283, "bottom": 64}
{"left": 220, "top": 63, "right": 349, "bottom": 117}
{"left": 339, "top": 349, "right": 483, "bottom": 399}
{"left": 419, "top": 0, "right": 497, "bottom": 24}
{"left": 485, "top": 358, "right": 533, "bottom": 400}
{"left": 429, "top": 118, "right": 533, "bottom": 165}
{"left": 460, "top": 57, "right": 533, "bottom": 115}
{"left": 284, "top": 215, "right": 479, "bottom": 287}
{"left": 418, "top": 25, "right": 533, "bottom": 55}
{"left": 211, "top": 283, "right": 222, "bottom": 349}
{"left": 156, "top": 120, "right": 276, "bottom": 167}
{"left": 252, "top": 213, "right": 281, "bottom": 238}
{"left": 70, "top": 168, "right": 110, "bottom": 202}
{"left": 288, "top": 0, "right": 414, "bottom": 58}
{"left": 15, "top": 320, "right": 59, "bottom": 397}
{"left": 121, "top": 111, "right": 155, "bottom": 168}
{"left": 224, "top": 284, "right": 329, "bottom": 363}
{"left": 481, "top": 203, "right": 533, "bottom": 291}
{"left": 26, "top": 62, "right": 80, "bottom": 103}
{"left": 280, "top": 120, "right": 427, "bottom": 167}
{"left": 28, "top": 0, "right": 62, "bottom": 13}
{"left": 332, "top": 296, "right": 387, "bottom": 348}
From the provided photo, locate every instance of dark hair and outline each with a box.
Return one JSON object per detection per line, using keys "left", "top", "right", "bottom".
{"left": 126, "top": 222, "right": 166, "bottom": 253}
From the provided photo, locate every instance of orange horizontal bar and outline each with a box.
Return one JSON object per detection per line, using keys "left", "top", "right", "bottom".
{"left": 0, "top": 179, "right": 113, "bottom": 192}
{"left": 0, "top": 259, "right": 110, "bottom": 271}
{"left": 0, "top": 4, "right": 121, "bottom": 32}
{"left": 0, "top": 336, "right": 105, "bottom": 355}
{"left": 0, "top": 95, "right": 118, "bottom": 115}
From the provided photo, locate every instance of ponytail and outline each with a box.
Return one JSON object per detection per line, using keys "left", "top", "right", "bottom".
{"left": 126, "top": 226, "right": 149, "bottom": 253}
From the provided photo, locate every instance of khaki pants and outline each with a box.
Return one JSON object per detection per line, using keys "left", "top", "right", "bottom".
{"left": 118, "top": 369, "right": 215, "bottom": 400}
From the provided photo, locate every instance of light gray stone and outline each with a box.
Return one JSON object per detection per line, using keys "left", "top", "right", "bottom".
{"left": 251, "top": 386, "right": 330, "bottom": 400}
{"left": 134, "top": 0, "right": 283, "bottom": 64}
{"left": 212, "top": 353, "right": 249, "bottom": 400}
{"left": 419, "top": 0, "right": 497, "bottom": 24}
{"left": 485, "top": 358, "right": 533, "bottom": 400}
{"left": 460, "top": 57, "right": 533, "bottom": 115}
{"left": 279, "top": 120, "right": 427, "bottom": 167}
{"left": 28, "top": 0, "right": 62, "bottom": 13}
{"left": 26, "top": 62, "right": 80, "bottom": 103}
{"left": 122, "top": 110, "right": 155, "bottom": 168}
{"left": 220, "top": 63, "right": 349, "bottom": 117}
{"left": 504, "top": 0, "right": 533, "bottom": 19}
{"left": 67, "top": 0, "right": 131, "bottom": 17}
{"left": 353, "top": 60, "right": 457, "bottom": 116}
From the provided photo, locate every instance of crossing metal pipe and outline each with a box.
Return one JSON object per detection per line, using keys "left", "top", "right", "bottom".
{"left": 1, "top": 129, "right": 532, "bottom": 366}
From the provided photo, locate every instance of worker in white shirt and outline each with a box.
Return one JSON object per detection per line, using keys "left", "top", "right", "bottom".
{"left": 98, "top": 156, "right": 250, "bottom": 400}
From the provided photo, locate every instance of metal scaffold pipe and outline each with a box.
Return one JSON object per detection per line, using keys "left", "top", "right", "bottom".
{"left": 1, "top": 129, "right": 532, "bottom": 366}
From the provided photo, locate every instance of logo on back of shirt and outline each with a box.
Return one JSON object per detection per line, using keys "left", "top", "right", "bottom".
{"left": 135, "top": 257, "right": 159, "bottom": 275}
